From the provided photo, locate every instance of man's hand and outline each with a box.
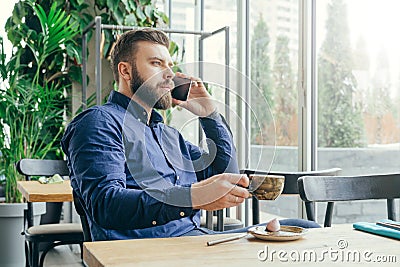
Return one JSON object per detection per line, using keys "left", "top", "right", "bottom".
{"left": 172, "top": 72, "right": 217, "bottom": 117}
{"left": 191, "top": 173, "right": 251, "bottom": 211}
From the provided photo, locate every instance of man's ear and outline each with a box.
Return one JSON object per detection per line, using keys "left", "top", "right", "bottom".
{"left": 118, "top": 62, "right": 131, "bottom": 82}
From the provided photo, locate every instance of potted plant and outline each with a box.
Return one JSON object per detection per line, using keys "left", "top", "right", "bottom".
{"left": 0, "top": 1, "right": 78, "bottom": 265}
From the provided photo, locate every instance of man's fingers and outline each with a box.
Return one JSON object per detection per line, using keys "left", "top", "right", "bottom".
{"left": 220, "top": 173, "right": 249, "bottom": 188}
{"left": 230, "top": 185, "right": 251, "bottom": 199}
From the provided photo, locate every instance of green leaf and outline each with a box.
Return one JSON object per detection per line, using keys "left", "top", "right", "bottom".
{"left": 139, "top": 0, "right": 152, "bottom": 5}
{"left": 101, "top": 30, "right": 113, "bottom": 58}
{"left": 169, "top": 41, "right": 179, "bottom": 57}
{"left": 106, "top": 0, "right": 119, "bottom": 13}
{"left": 66, "top": 43, "right": 81, "bottom": 64}
{"left": 113, "top": 6, "right": 124, "bottom": 25}
{"left": 76, "top": 3, "right": 90, "bottom": 12}
{"left": 125, "top": 14, "right": 138, "bottom": 26}
{"left": 129, "top": 0, "right": 137, "bottom": 11}
{"left": 158, "top": 11, "right": 169, "bottom": 24}
{"left": 121, "top": 0, "right": 132, "bottom": 12}
{"left": 68, "top": 65, "right": 83, "bottom": 84}
{"left": 144, "top": 5, "right": 154, "bottom": 18}
{"left": 95, "top": 0, "right": 107, "bottom": 10}
{"left": 136, "top": 7, "right": 146, "bottom": 22}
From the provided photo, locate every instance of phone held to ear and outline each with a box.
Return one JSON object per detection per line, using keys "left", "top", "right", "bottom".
{"left": 172, "top": 76, "right": 191, "bottom": 101}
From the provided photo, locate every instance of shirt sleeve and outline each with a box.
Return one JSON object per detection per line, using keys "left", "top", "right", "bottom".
{"left": 62, "top": 108, "right": 194, "bottom": 230}
{"left": 186, "top": 112, "right": 239, "bottom": 181}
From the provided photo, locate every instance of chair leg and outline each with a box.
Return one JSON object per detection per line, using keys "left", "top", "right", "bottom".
{"left": 324, "top": 202, "right": 334, "bottom": 227}
{"left": 25, "top": 241, "right": 30, "bottom": 267}
{"left": 387, "top": 199, "right": 396, "bottom": 221}
{"left": 39, "top": 243, "right": 57, "bottom": 267}
{"left": 80, "top": 243, "right": 84, "bottom": 260}
{"left": 252, "top": 196, "right": 260, "bottom": 225}
{"left": 305, "top": 202, "right": 315, "bottom": 222}
{"left": 31, "top": 242, "right": 40, "bottom": 267}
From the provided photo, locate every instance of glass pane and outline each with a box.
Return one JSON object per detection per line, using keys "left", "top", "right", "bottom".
{"left": 203, "top": 1, "right": 239, "bottom": 143}
{"left": 160, "top": 0, "right": 199, "bottom": 143}
{"left": 249, "top": 0, "right": 299, "bottom": 172}
{"left": 317, "top": 0, "right": 400, "bottom": 174}
{"left": 316, "top": 0, "right": 400, "bottom": 223}
{"left": 249, "top": 0, "right": 300, "bottom": 220}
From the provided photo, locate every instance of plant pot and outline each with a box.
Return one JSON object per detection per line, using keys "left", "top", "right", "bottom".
{"left": 0, "top": 202, "right": 46, "bottom": 267}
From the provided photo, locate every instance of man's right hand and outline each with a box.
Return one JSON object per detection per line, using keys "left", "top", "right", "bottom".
{"left": 191, "top": 173, "right": 251, "bottom": 211}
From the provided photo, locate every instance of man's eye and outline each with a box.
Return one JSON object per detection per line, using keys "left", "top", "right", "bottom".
{"left": 152, "top": 61, "right": 161, "bottom": 66}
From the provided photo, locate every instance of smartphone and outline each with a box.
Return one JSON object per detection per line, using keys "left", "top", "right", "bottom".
{"left": 172, "top": 76, "right": 191, "bottom": 101}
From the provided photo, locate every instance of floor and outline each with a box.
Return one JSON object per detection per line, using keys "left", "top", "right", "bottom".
{"left": 43, "top": 246, "right": 84, "bottom": 267}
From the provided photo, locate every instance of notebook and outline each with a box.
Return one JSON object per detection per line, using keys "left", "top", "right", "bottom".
{"left": 353, "top": 220, "right": 400, "bottom": 240}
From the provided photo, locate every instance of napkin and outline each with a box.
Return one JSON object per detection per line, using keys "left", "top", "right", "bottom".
{"left": 38, "top": 174, "right": 64, "bottom": 184}
{"left": 353, "top": 220, "right": 400, "bottom": 240}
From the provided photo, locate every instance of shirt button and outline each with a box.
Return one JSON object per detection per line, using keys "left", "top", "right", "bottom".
{"left": 180, "top": 212, "right": 185, "bottom": 217}
{"left": 143, "top": 111, "right": 146, "bottom": 116}
{"left": 138, "top": 118, "right": 141, "bottom": 122}
{"left": 177, "top": 176, "right": 180, "bottom": 180}
{"left": 152, "top": 220, "right": 157, "bottom": 225}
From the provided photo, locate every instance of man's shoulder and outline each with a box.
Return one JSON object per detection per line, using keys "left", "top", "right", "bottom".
{"left": 74, "top": 104, "right": 123, "bottom": 123}
{"left": 66, "top": 104, "right": 126, "bottom": 135}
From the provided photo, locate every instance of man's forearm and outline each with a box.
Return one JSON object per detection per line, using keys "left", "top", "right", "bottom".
{"left": 199, "top": 113, "right": 239, "bottom": 174}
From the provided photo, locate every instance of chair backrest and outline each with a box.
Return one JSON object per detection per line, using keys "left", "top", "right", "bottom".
{"left": 240, "top": 168, "right": 342, "bottom": 224}
{"left": 16, "top": 159, "right": 69, "bottom": 180}
{"left": 72, "top": 190, "right": 92, "bottom": 242}
{"left": 16, "top": 159, "right": 69, "bottom": 225}
{"left": 298, "top": 173, "right": 400, "bottom": 227}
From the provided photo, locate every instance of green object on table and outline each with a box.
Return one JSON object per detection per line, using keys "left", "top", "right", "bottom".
{"left": 38, "top": 174, "right": 64, "bottom": 184}
{"left": 353, "top": 220, "right": 400, "bottom": 240}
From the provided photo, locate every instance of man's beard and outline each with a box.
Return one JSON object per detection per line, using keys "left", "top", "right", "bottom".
{"left": 130, "top": 66, "right": 172, "bottom": 110}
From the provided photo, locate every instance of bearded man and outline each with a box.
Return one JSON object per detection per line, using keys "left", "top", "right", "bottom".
{"left": 62, "top": 29, "right": 318, "bottom": 241}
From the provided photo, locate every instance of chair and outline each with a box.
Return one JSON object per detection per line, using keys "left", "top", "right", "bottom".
{"left": 72, "top": 189, "right": 92, "bottom": 242}
{"left": 201, "top": 210, "right": 243, "bottom": 231}
{"left": 16, "top": 159, "right": 84, "bottom": 267}
{"left": 241, "top": 168, "right": 341, "bottom": 224}
{"left": 298, "top": 173, "right": 400, "bottom": 227}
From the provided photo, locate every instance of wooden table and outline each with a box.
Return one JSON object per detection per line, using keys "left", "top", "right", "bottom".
{"left": 17, "top": 180, "right": 73, "bottom": 227}
{"left": 83, "top": 224, "right": 400, "bottom": 266}
{"left": 17, "top": 180, "right": 73, "bottom": 202}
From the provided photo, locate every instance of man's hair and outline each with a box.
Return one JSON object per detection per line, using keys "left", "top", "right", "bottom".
{"left": 110, "top": 28, "right": 169, "bottom": 84}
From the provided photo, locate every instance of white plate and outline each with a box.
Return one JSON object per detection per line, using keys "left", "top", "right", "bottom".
{"left": 248, "top": 226, "right": 307, "bottom": 241}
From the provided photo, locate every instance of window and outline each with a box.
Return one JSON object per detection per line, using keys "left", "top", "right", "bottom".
{"left": 249, "top": 0, "right": 300, "bottom": 220}
{"left": 316, "top": 0, "right": 400, "bottom": 223}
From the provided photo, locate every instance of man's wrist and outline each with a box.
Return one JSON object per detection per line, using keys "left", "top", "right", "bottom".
{"left": 203, "top": 108, "right": 219, "bottom": 120}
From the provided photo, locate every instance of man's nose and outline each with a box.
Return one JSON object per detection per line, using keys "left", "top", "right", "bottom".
{"left": 164, "top": 66, "right": 174, "bottom": 80}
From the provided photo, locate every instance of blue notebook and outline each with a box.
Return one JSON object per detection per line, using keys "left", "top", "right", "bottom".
{"left": 353, "top": 220, "right": 400, "bottom": 240}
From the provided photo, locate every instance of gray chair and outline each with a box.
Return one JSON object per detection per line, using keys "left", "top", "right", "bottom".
{"left": 16, "top": 159, "right": 83, "bottom": 267}
{"left": 201, "top": 210, "right": 243, "bottom": 231}
{"left": 298, "top": 173, "right": 400, "bottom": 227}
{"left": 241, "top": 168, "right": 342, "bottom": 224}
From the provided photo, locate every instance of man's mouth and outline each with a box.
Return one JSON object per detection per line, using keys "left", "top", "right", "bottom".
{"left": 159, "top": 81, "right": 174, "bottom": 91}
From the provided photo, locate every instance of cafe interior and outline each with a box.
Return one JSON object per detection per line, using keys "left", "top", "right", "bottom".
{"left": 0, "top": 0, "right": 399, "bottom": 266}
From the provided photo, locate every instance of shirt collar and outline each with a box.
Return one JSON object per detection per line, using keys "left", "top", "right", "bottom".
{"left": 107, "top": 90, "right": 164, "bottom": 125}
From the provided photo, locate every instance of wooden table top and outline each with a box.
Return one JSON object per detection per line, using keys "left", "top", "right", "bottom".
{"left": 83, "top": 224, "right": 400, "bottom": 266}
{"left": 17, "top": 180, "right": 73, "bottom": 202}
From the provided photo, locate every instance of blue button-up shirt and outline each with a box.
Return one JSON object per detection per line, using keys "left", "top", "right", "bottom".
{"left": 61, "top": 91, "right": 238, "bottom": 240}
